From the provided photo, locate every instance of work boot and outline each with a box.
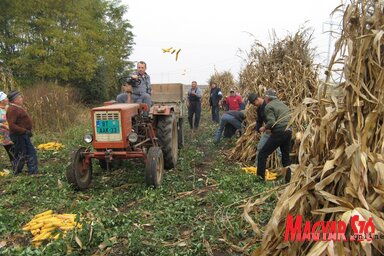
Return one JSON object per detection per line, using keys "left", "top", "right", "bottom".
{"left": 285, "top": 168, "right": 291, "bottom": 183}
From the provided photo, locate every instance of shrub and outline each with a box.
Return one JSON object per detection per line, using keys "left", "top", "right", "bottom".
{"left": 23, "top": 83, "right": 88, "bottom": 133}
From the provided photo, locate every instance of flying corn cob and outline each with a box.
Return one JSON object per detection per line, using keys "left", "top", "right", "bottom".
{"left": 162, "top": 47, "right": 173, "bottom": 53}
{"left": 175, "top": 49, "right": 181, "bottom": 61}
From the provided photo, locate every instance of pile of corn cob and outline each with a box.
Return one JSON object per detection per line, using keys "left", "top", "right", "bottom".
{"left": 241, "top": 167, "right": 278, "bottom": 181}
{"left": 37, "top": 142, "right": 64, "bottom": 151}
{"left": 22, "top": 210, "right": 81, "bottom": 247}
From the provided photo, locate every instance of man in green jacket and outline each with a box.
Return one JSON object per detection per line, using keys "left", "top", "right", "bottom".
{"left": 256, "top": 89, "right": 292, "bottom": 183}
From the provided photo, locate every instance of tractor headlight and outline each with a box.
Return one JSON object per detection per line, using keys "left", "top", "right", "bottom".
{"left": 83, "top": 134, "right": 93, "bottom": 143}
{"left": 128, "top": 132, "right": 138, "bottom": 143}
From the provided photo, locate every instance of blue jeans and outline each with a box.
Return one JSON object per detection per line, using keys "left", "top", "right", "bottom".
{"left": 211, "top": 105, "right": 220, "bottom": 123}
{"left": 10, "top": 133, "right": 38, "bottom": 174}
{"left": 132, "top": 93, "right": 152, "bottom": 107}
{"left": 214, "top": 114, "right": 242, "bottom": 144}
{"left": 255, "top": 133, "right": 282, "bottom": 165}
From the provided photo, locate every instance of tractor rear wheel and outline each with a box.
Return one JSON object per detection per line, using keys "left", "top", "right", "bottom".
{"left": 66, "top": 147, "right": 92, "bottom": 190}
{"left": 157, "top": 113, "right": 178, "bottom": 170}
{"left": 145, "top": 146, "right": 164, "bottom": 187}
{"left": 177, "top": 118, "right": 184, "bottom": 149}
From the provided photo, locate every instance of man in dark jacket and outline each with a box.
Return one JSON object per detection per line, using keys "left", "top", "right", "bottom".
{"left": 256, "top": 89, "right": 291, "bottom": 183}
{"left": 6, "top": 91, "right": 38, "bottom": 175}
{"left": 209, "top": 82, "right": 222, "bottom": 123}
{"left": 248, "top": 93, "right": 281, "bottom": 165}
{"left": 214, "top": 110, "right": 245, "bottom": 144}
{"left": 187, "top": 81, "right": 203, "bottom": 130}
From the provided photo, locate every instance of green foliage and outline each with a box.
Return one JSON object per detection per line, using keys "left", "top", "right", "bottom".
{"left": 0, "top": 0, "right": 134, "bottom": 103}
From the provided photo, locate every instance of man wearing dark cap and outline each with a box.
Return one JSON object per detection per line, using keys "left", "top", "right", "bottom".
{"left": 6, "top": 91, "right": 38, "bottom": 175}
{"left": 248, "top": 92, "right": 282, "bottom": 166}
{"left": 256, "top": 89, "right": 291, "bottom": 183}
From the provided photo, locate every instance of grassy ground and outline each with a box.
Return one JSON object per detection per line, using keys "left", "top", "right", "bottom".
{"left": 0, "top": 110, "right": 279, "bottom": 256}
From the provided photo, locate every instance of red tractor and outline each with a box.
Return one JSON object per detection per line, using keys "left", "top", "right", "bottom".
{"left": 66, "top": 83, "right": 184, "bottom": 190}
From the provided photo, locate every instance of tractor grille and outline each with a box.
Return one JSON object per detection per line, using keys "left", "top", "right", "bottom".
{"left": 94, "top": 111, "right": 122, "bottom": 142}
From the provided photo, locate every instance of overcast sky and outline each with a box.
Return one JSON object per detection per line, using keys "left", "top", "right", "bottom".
{"left": 122, "top": 0, "right": 344, "bottom": 85}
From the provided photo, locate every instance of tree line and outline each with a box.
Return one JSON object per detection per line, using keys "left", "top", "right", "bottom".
{"left": 0, "top": 0, "right": 134, "bottom": 103}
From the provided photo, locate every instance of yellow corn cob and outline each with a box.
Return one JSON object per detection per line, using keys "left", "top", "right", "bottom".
{"left": 40, "top": 217, "right": 60, "bottom": 223}
{"left": 31, "top": 229, "right": 41, "bottom": 236}
{"left": 52, "top": 233, "right": 60, "bottom": 240}
{"left": 59, "top": 225, "right": 75, "bottom": 231}
{"left": 30, "top": 222, "right": 44, "bottom": 231}
{"left": 33, "top": 215, "right": 56, "bottom": 223}
{"left": 32, "top": 231, "right": 52, "bottom": 242}
{"left": 34, "top": 210, "right": 53, "bottom": 218}
{"left": 50, "top": 220, "right": 66, "bottom": 227}
{"left": 40, "top": 226, "right": 56, "bottom": 233}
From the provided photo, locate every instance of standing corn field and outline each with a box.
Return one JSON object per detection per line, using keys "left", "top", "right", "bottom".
{"left": 252, "top": 1, "right": 384, "bottom": 255}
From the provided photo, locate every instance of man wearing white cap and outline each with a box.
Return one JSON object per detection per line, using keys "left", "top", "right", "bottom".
{"left": 224, "top": 88, "right": 243, "bottom": 111}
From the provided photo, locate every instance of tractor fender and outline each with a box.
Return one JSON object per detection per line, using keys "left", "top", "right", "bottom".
{"left": 151, "top": 105, "right": 174, "bottom": 116}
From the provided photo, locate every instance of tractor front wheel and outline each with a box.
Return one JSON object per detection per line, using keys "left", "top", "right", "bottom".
{"left": 145, "top": 146, "right": 164, "bottom": 187}
{"left": 66, "top": 147, "right": 92, "bottom": 190}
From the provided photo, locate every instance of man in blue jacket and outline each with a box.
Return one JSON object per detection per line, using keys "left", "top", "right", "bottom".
{"left": 209, "top": 82, "right": 222, "bottom": 123}
{"left": 117, "top": 61, "right": 151, "bottom": 108}
{"left": 213, "top": 110, "right": 245, "bottom": 144}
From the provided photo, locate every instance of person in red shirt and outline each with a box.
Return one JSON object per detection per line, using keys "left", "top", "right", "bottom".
{"left": 225, "top": 89, "right": 243, "bottom": 111}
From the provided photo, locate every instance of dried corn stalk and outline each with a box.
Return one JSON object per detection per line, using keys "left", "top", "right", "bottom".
{"left": 253, "top": 1, "right": 384, "bottom": 255}
{"left": 229, "top": 28, "right": 319, "bottom": 165}
{"left": 202, "top": 70, "right": 237, "bottom": 107}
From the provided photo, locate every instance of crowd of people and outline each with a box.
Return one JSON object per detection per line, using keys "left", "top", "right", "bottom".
{"left": 0, "top": 61, "right": 292, "bottom": 183}
{"left": 187, "top": 81, "right": 292, "bottom": 183}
